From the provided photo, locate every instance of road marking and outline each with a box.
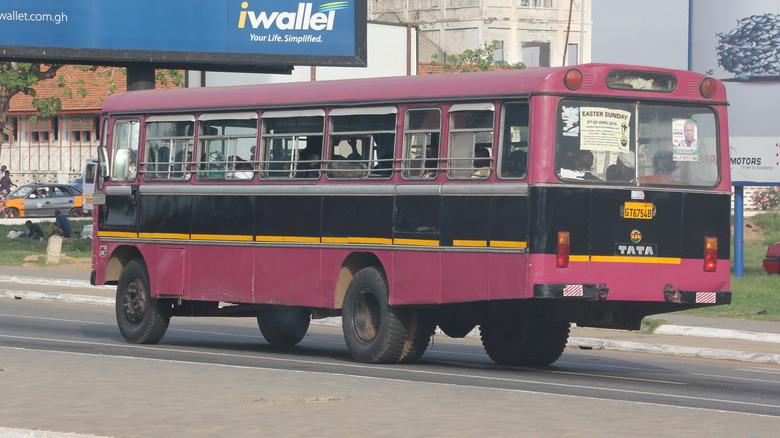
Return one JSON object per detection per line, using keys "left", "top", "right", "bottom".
{"left": 2, "top": 334, "right": 780, "bottom": 414}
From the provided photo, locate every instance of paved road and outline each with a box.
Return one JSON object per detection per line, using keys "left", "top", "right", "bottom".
{"left": 1, "top": 298, "right": 780, "bottom": 437}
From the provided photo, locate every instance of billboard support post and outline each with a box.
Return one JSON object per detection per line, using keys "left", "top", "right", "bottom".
{"left": 127, "top": 64, "right": 156, "bottom": 91}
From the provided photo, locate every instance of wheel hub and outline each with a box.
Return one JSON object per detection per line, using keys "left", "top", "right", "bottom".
{"left": 353, "top": 291, "right": 380, "bottom": 343}
{"left": 122, "top": 280, "right": 147, "bottom": 324}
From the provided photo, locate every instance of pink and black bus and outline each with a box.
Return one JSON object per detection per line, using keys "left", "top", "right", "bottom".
{"left": 91, "top": 64, "right": 731, "bottom": 366}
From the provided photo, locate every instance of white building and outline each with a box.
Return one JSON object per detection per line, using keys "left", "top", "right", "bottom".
{"left": 369, "top": 0, "right": 591, "bottom": 67}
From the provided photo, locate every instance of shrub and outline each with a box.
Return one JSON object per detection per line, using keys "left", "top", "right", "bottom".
{"left": 750, "top": 187, "right": 780, "bottom": 210}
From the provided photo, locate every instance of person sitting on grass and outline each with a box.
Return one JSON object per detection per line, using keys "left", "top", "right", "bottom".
{"left": 47, "top": 209, "right": 72, "bottom": 239}
{"left": 23, "top": 220, "right": 45, "bottom": 240}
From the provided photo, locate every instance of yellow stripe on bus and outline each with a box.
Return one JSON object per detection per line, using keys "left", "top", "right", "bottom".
{"left": 348, "top": 237, "right": 393, "bottom": 245}
{"left": 490, "top": 240, "right": 527, "bottom": 248}
{"left": 283, "top": 236, "right": 321, "bottom": 243}
{"left": 590, "top": 255, "right": 681, "bottom": 264}
{"left": 321, "top": 237, "right": 349, "bottom": 244}
{"left": 191, "top": 234, "right": 253, "bottom": 242}
{"left": 569, "top": 255, "right": 590, "bottom": 262}
{"left": 255, "top": 235, "right": 285, "bottom": 242}
{"left": 139, "top": 232, "right": 190, "bottom": 240}
{"left": 393, "top": 238, "right": 440, "bottom": 247}
{"left": 98, "top": 231, "right": 138, "bottom": 238}
{"left": 453, "top": 240, "right": 488, "bottom": 247}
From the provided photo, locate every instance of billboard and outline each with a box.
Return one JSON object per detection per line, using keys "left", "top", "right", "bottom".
{"left": 690, "top": 0, "right": 780, "bottom": 183}
{"left": 0, "top": 0, "right": 367, "bottom": 70}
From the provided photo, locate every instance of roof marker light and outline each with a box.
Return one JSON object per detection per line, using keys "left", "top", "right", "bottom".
{"left": 564, "top": 69, "right": 583, "bottom": 90}
{"left": 700, "top": 77, "right": 717, "bottom": 99}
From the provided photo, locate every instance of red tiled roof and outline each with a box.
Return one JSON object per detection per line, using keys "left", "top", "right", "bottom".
{"left": 9, "top": 65, "right": 181, "bottom": 114}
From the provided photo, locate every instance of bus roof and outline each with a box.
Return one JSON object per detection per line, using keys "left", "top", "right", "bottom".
{"left": 102, "top": 64, "right": 726, "bottom": 115}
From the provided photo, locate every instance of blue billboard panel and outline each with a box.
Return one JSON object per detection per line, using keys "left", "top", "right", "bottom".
{"left": 0, "top": 0, "right": 366, "bottom": 68}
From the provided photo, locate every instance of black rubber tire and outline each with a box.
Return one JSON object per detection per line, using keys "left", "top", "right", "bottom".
{"left": 437, "top": 308, "right": 477, "bottom": 338}
{"left": 257, "top": 308, "right": 311, "bottom": 346}
{"left": 115, "top": 259, "right": 171, "bottom": 344}
{"left": 398, "top": 308, "right": 436, "bottom": 364}
{"left": 5, "top": 207, "right": 19, "bottom": 218}
{"left": 68, "top": 208, "right": 81, "bottom": 217}
{"left": 480, "top": 308, "right": 570, "bottom": 366}
{"left": 342, "top": 266, "right": 433, "bottom": 364}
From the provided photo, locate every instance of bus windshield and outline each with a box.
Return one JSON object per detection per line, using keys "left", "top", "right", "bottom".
{"left": 556, "top": 100, "right": 719, "bottom": 187}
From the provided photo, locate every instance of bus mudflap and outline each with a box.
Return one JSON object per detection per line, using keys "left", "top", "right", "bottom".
{"left": 534, "top": 283, "right": 609, "bottom": 300}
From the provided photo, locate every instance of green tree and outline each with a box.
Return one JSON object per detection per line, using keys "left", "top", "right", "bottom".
{"left": 0, "top": 62, "right": 64, "bottom": 137}
{"left": 0, "top": 63, "right": 184, "bottom": 147}
{"left": 431, "top": 40, "right": 526, "bottom": 73}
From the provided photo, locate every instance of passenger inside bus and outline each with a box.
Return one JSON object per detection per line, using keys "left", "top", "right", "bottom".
{"left": 471, "top": 147, "right": 492, "bottom": 178}
{"left": 640, "top": 150, "right": 679, "bottom": 184}
{"left": 606, "top": 151, "right": 636, "bottom": 182}
{"left": 501, "top": 149, "right": 527, "bottom": 178}
{"left": 574, "top": 150, "right": 600, "bottom": 181}
{"left": 296, "top": 152, "right": 321, "bottom": 178}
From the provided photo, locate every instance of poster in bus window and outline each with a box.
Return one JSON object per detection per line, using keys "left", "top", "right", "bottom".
{"left": 578, "top": 107, "right": 631, "bottom": 152}
{"left": 560, "top": 106, "right": 580, "bottom": 137}
{"left": 672, "top": 118, "right": 699, "bottom": 161}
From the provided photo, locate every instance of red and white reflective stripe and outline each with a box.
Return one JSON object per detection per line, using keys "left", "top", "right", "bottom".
{"left": 563, "top": 284, "right": 584, "bottom": 296}
{"left": 695, "top": 292, "right": 717, "bottom": 304}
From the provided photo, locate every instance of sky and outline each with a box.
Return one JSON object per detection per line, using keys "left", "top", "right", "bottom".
{"left": 591, "top": 0, "right": 689, "bottom": 70}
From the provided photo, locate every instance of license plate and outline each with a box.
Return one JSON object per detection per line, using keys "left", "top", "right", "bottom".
{"left": 623, "top": 202, "right": 653, "bottom": 219}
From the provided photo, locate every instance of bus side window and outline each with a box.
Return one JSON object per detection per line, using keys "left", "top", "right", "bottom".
{"left": 198, "top": 115, "right": 258, "bottom": 181}
{"left": 144, "top": 118, "right": 194, "bottom": 181}
{"left": 447, "top": 105, "right": 495, "bottom": 179}
{"left": 328, "top": 108, "right": 397, "bottom": 179}
{"left": 110, "top": 119, "right": 140, "bottom": 182}
{"left": 403, "top": 109, "right": 441, "bottom": 179}
{"left": 260, "top": 113, "right": 325, "bottom": 179}
{"left": 499, "top": 102, "right": 529, "bottom": 179}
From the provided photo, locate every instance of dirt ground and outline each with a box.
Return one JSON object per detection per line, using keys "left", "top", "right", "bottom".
{"left": 741, "top": 216, "right": 765, "bottom": 241}
{"left": 21, "top": 255, "right": 92, "bottom": 272}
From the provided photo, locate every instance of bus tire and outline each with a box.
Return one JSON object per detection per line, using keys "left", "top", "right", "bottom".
{"left": 257, "top": 308, "right": 311, "bottom": 346}
{"left": 397, "top": 308, "right": 436, "bottom": 364}
{"left": 342, "top": 266, "right": 419, "bottom": 364}
{"left": 116, "top": 259, "right": 170, "bottom": 344}
{"left": 480, "top": 310, "right": 569, "bottom": 366}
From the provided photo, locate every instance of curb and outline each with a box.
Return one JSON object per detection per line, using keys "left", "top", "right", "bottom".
{"left": 3, "top": 291, "right": 779, "bottom": 365}
{"left": 567, "top": 336, "right": 780, "bottom": 365}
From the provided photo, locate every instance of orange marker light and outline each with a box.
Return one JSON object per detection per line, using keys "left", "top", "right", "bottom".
{"left": 564, "top": 69, "right": 583, "bottom": 90}
{"left": 557, "top": 232, "right": 570, "bottom": 268}
{"left": 700, "top": 77, "right": 717, "bottom": 98}
{"left": 704, "top": 237, "right": 718, "bottom": 272}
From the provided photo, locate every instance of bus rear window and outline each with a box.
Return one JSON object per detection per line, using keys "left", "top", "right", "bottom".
{"left": 556, "top": 100, "right": 719, "bottom": 187}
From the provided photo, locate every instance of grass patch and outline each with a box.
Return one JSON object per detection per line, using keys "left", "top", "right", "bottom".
{"left": 0, "top": 219, "right": 92, "bottom": 266}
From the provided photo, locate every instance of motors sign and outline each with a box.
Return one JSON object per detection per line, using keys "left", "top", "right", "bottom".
{"left": 0, "top": 0, "right": 366, "bottom": 70}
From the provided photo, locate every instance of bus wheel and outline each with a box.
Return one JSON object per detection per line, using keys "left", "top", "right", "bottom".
{"left": 116, "top": 259, "right": 171, "bottom": 344}
{"left": 257, "top": 308, "right": 311, "bottom": 346}
{"left": 342, "top": 266, "right": 433, "bottom": 364}
{"left": 480, "top": 310, "right": 570, "bottom": 366}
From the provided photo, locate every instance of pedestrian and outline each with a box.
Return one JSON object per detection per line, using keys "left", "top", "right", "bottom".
{"left": 47, "top": 209, "right": 72, "bottom": 238}
{"left": 1, "top": 169, "right": 16, "bottom": 194}
{"left": 23, "top": 220, "right": 45, "bottom": 240}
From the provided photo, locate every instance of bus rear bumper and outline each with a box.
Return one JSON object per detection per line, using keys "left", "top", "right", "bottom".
{"left": 534, "top": 283, "right": 609, "bottom": 299}
{"left": 662, "top": 284, "right": 732, "bottom": 305}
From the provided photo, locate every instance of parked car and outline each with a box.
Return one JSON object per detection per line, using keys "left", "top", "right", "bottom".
{"left": 2, "top": 183, "right": 84, "bottom": 218}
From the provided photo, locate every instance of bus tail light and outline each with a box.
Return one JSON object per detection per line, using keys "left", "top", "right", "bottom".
{"left": 700, "top": 77, "right": 717, "bottom": 98}
{"left": 704, "top": 237, "right": 718, "bottom": 272}
{"left": 564, "top": 69, "right": 583, "bottom": 90}
{"left": 557, "top": 232, "right": 570, "bottom": 268}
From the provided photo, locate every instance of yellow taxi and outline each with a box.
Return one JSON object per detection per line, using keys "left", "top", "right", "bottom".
{"left": 2, "top": 183, "right": 84, "bottom": 218}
